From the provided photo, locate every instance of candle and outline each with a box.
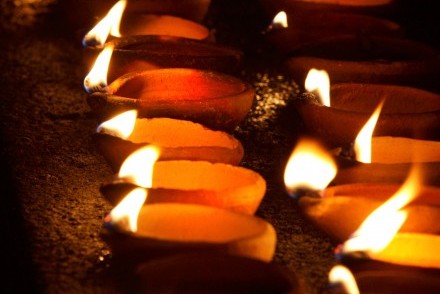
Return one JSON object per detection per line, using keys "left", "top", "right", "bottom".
{"left": 85, "top": 67, "right": 255, "bottom": 132}
{"left": 94, "top": 110, "right": 244, "bottom": 171}
{"left": 134, "top": 252, "right": 303, "bottom": 293}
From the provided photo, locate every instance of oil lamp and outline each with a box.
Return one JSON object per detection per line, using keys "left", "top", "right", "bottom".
{"left": 93, "top": 110, "right": 244, "bottom": 171}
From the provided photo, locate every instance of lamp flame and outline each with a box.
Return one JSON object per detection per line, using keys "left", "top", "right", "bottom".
{"left": 284, "top": 138, "right": 337, "bottom": 195}
{"left": 305, "top": 69, "right": 330, "bottom": 107}
{"left": 354, "top": 101, "right": 384, "bottom": 163}
{"left": 118, "top": 145, "right": 161, "bottom": 188}
{"left": 82, "top": 0, "right": 127, "bottom": 47}
{"left": 270, "top": 11, "right": 288, "bottom": 29}
{"left": 328, "top": 265, "right": 360, "bottom": 294}
{"left": 83, "top": 44, "right": 114, "bottom": 93}
{"left": 341, "top": 167, "right": 421, "bottom": 254}
{"left": 108, "top": 187, "right": 146, "bottom": 232}
{"left": 97, "top": 110, "right": 137, "bottom": 139}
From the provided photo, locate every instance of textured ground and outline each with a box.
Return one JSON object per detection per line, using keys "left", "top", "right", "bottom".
{"left": 0, "top": 1, "right": 438, "bottom": 293}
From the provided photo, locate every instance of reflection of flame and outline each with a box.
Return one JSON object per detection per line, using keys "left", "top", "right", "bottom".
{"left": 83, "top": 44, "right": 114, "bottom": 93}
{"left": 97, "top": 110, "right": 137, "bottom": 139}
{"left": 82, "top": 0, "right": 127, "bottom": 46}
{"left": 284, "top": 138, "right": 337, "bottom": 194}
{"left": 108, "top": 187, "right": 146, "bottom": 232}
{"left": 305, "top": 69, "right": 330, "bottom": 107}
{"left": 118, "top": 145, "right": 161, "bottom": 188}
{"left": 271, "top": 11, "right": 288, "bottom": 29}
{"left": 354, "top": 101, "right": 384, "bottom": 163}
{"left": 329, "top": 265, "right": 360, "bottom": 294}
{"left": 342, "top": 167, "right": 421, "bottom": 254}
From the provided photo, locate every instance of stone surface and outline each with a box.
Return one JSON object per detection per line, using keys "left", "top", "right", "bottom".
{"left": 0, "top": 1, "right": 438, "bottom": 294}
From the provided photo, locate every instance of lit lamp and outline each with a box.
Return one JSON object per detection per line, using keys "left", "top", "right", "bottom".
{"left": 264, "top": 10, "right": 402, "bottom": 55}
{"left": 283, "top": 136, "right": 440, "bottom": 242}
{"left": 334, "top": 169, "right": 440, "bottom": 293}
{"left": 293, "top": 69, "right": 440, "bottom": 147}
{"left": 93, "top": 110, "right": 244, "bottom": 171}
{"left": 81, "top": 0, "right": 243, "bottom": 81}
{"left": 101, "top": 146, "right": 276, "bottom": 265}
{"left": 84, "top": 45, "right": 254, "bottom": 132}
{"left": 100, "top": 144, "right": 266, "bottom": 214}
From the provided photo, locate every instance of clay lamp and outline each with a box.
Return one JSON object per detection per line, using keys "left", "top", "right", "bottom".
{"left": 264, "top": 10, "right": 402, "bottom": 55}
{"left": 331, "top": 174, "right": 440, "bottom": 293}
{"left": 100, "top": 146, "right": 266, "bottom": 215}
{"left": 84, "top": 47, "right": 254, "bottom": 132}
{"left": 82, "top": 0, "right": 213, "bottom": 47}
{"left": 100, "top": 148, "right": 276, "bottom": 265}
{"left": 134, "top": 253, "right": 304, "bottom": 293}
{"left": 93, "top": 110, "right": 244, "bottom": 172}
{"left": 332, "top": 101, "right": 440, "bottom": 186}
{"left": 286, "top": 35, "right": 440, "bottom": 91}
{"left": 294, "top": 69, "right": 440, "bottom": 147}
{"left": 81, "top": 1, "right": 242, "bottom": 80}
{"left": 65, "top": 0, "right": 211, "bottom": 32}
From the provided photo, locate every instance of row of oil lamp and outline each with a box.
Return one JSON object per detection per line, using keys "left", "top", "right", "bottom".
{"left": 77, "top": 0, "right": 440, "bottom": 293}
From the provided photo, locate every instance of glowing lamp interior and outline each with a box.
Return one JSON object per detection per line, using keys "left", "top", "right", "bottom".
{"left": 271, "top": 11, "right": 288, "bottom": 28}
{"left": 118, "top": 145, "right": 161, "bottom": 188}
{"left": 328, "top": 265, "right": 360, "bottom": 294}
{"left": 83, "top": 45, "right": 114, "bottom": 93}
{"left": 108, "top": 187, "right": 146, "bottom": 232}
{"left": 305, "top": 68, "right": 330, "bottom": 107}
{"left": 284, "top": 138, "right": 337, "bottom": 193}
{"left": 82, "top": 0, "right": 127, "bottom": 46}
{"left": 97, "top": 110, "right": 137, "bottom": 139}
{"left": 342, "top": 167, "right": 421, "bottom": 254}
{"left": 354, "top": 100, "right": 384, "bottom": 163}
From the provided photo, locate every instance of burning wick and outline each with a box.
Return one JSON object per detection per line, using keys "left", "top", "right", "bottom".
{"left": 284, "top": 138, "right": 337, "bottom": 199}
{"left": 263, "top": 11, "right": 288, "bottom": 34}
{"left": 328, "top": 265, "right": 360, "bottom": 294}
{"left": 104, "top": 187, "right": 146, "bottom": 232}
{"left": 82, "top": 0, "right": 127, "bottom": 47}
{"left": 96, "top": 109, "right": 138, "bottom": 139}
{"left": 83, "top": 44, "right": 114, "bottom": 93}
{"left": 336, "top": 166, "right": 421, "bottom": 259}
{"left": 305, "top": 68, "right": 330, "bottom": 107}
{"left": 353, "top": 100, "right": 385, "bottom": 163}
{"left": 104, "top": 145, "right": 161, "bottom": 232}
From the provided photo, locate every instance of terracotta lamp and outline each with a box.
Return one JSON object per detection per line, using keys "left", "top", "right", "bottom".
{"left": 265, "top": 10, "right": 402, "bottom": 54}
{"left": 64, "top": 0, "right": 211, "bottom": 31}
{"left": 286, "top": 36, "right": 440, "bottom": 91}
{"left": 102, "top": 200, "right": 277, "bottom": 265}
{"left": 298, "top": 183, "right": 440, "bottom": 242}
{"left": 331, "top": 178, "right": 440, "bottom": 293}
{"left": 83, "top": 35, "right": 244, "bottom": 82}
{"left": 86, "top": 68, "right": 255, "bottom": 132}
{"left": 295, "top": 83, "right": 440, "bottom": 147}
{"left": 93, "top": 111, "right": 244, "bottom": 172}
{"left": 101, "top": 160, "right": 267, "bottom": 215}
{"left": 134, "top": 253, "right": 303, "bottom": 293}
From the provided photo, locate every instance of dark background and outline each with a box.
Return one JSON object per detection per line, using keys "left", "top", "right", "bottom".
{"left": 0, "top": 0, "right": 438, "bottom": 293}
